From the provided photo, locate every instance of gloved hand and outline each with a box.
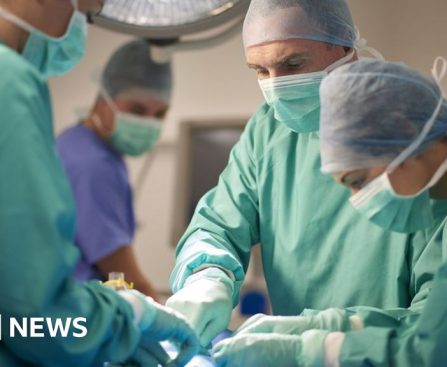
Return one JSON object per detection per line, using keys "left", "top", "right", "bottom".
{"left": 212, "top": 330, "right": 329, "bottom": 367}
{"left": 236, "top": 308, "right": 351, "bottom": 336}
{"left": 166, "top": 267, "right": 234, "bottom": 348}
{"left": 107, "top": 342, "right": 170, "bottom": 367}
{"left": 117, "top": 290, "right": 200, "bottom": 367}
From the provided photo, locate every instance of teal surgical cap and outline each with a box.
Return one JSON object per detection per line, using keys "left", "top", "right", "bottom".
{"left": 320, "top": 58, "right": 447, "bottom": 174}
{"left": 101, "top": 39, "right": 172, "bottom": 103}
{"left": 242, "top": 0, "right": 356, "bottom": 49}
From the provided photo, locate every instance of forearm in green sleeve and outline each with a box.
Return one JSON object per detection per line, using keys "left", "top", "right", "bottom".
{"left": 169, "top": 229, "right": 247, "bottom": 305}
{"left": 170, "top": 119, "right": 260, "bottom": 305}
{"left": 1, "top": 280, "right": 141, "bottom": 366}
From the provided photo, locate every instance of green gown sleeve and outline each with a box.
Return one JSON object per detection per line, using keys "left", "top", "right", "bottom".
{"left": 339, "top": 220, "right": 447, "bottom": 367}
{"left": 170, "top": 110, "right": 262, "bottom": 304}
{"left": 294, "top": 213, "right": 446, "bottom": 343}
{"left": 0, "top": 47, "right": 140, "bottom": 366}
{"left": 345, "top": 212, "right": 447, "bottom": 325}
{"left": 340, "top": 262, "right": 447, "bottom": 367}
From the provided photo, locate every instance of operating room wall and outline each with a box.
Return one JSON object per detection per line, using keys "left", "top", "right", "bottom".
{"left": 49, "top": 0, "right": 447, "bottom": 291}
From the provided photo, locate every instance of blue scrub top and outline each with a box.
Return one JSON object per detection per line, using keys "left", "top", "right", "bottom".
{"left": 57, "top": 123, "right": 135, "bottom": 280}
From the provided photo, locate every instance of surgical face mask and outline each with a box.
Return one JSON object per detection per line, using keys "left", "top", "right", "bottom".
{"left": 258, "top": 50, "right": 354, "bottom": 133}
{"left": 98, "top": 90, "right": 162, "bottom": 156}
{"left": 0, "top": 0, "right": 87, "bottom": 77}
{"left": 349, "top": 161, "right": 447, "bottom": 233}
{"left": 349, "top": 60, "right": 447, "bottom": 233}
{"left": 110, "top": 113, "right": 162, "bottom": 156}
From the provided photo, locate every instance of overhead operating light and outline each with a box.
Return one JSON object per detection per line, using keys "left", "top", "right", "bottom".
{"left": 92, "top": 0, "right": 250, "bottom": 39}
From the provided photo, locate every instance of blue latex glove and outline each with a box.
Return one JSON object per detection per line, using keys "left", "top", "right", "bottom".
{"left": 236, "top": 308, "right": 351, "bottom": 336}
{"left": 213, "top": 330, "right": 329, "bottom": 367}
{"left": 118, "top": 290, "right": 200, "bottom": 367}
{"left": 166, "top": 268, "right": 234, "bottom": 348}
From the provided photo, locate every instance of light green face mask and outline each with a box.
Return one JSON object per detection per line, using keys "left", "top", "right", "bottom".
{"left": 0, "top": 0, "right": 87, "bottom": 78}
{"left": 98, "top": 88, "right": 163, "bottom": 156}
{"left": 111, "top": 112, "right": 161, "bottom": 156}
{"left": 259, "top": 71, "right": 325, "bottom": 133}
{"left": 258, "top": 51, "right": 355, "bottom": 133}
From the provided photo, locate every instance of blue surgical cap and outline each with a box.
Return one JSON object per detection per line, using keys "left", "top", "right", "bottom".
{"left": 320, "top": 59, "right": 447, "bottom": 174}
{"left": 242, "top": 0, "right": 356, "bottom": 49}
{"left": 101, "top": 39, "right": 172, "bottom": 103}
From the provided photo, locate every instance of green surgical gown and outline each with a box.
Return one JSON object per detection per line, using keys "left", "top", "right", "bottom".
{"left": 340, "top": 217, "right": 447, "bottom": 367}
{"left": 170, "top": 103, "right": 447, "bottom": 323}
{"left": 0, "top": 43, "right": 140, "bottom": 366}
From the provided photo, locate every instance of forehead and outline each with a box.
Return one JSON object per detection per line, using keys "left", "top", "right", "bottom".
{"left": 114, "top": 87, "right": 169, "bottom": 108}
{"left": 246, "top": 39, "right": 327, "bottom": 67}
{"left": 115, "top": 97, "right": 168, "bottom": 111}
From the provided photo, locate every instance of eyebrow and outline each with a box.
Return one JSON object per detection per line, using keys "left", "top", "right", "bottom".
{"left": 247, "top": 52, "right": 310, "bottom": 70}
{"left": 247, "top": 63, "right": 264, "bottom": 70}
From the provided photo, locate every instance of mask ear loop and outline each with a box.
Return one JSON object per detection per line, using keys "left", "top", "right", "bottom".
{"left": 432, "top": 56, "right": 447, "bottom": 97}
{"left": 98, "top": 87, "right": 121, "bottom": 119}
{"left": 325, "top": 49, "right": 356, "bottom": 73}
{"left": 387, "top": 56, "right": 447, "bottom": 173}
{"left": 70, "top": 0, "right": 79, "bottom": 10}
{"left": 354, "top": 28, "right": 385, "bottom": 60}
{"left": 0, "top": 5, "right": 36, "bottom": 34}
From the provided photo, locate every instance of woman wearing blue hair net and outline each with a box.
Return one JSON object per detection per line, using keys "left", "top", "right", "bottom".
{"left": 165, "top": 0, "right": 447, "bottom": 366}
{"left": 315, "top": 58, "right": 447, "bottom": 366}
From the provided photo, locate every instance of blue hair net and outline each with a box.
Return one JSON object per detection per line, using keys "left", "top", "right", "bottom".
{"left": 101, "top": 39, "right": 172, "bottom": 103}
{"left": 320, "top": 58, "right": 447, "bottom": 174}
{"left": 242, "top": 0, "right": 356, "bottom": 49}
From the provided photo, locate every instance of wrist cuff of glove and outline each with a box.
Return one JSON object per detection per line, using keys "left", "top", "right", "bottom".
{"left": 185, "top": 267, "right": 234, "bottom": 294}
{"left": 315, "top": 308, "right": 351, "bottom": 332}
{"left": 117, "top": 290, "right": 157, "bottom": 331}
{"left": 300, "top": 329, "right": 330, "bottom": 367}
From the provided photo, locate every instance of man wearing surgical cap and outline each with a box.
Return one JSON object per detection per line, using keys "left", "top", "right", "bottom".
{"left": 57, "top": 39, "right": 172, "bottom": 300}
{"left": 315, "top": 58, "right": 447, "bottom": 366}
{"left": 165, "top": 0, "right": 447, "bottom": 366}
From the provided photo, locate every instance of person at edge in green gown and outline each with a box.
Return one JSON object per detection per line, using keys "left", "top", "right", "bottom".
{"left": 316, "top": 58, "right": 447, "bottom": 367}
{"left": 0, "top": 0, "right": 199, "bottom": 366}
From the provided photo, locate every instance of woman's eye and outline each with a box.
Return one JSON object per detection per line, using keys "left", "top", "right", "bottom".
{"left": 130, "top": 106, "right": 146, "bottom": 115}
{"left": 350, "top": 178, "right": 366, "bottom": 190}
{"left": 156, "top": 111, "right": 166, "bottom": 119}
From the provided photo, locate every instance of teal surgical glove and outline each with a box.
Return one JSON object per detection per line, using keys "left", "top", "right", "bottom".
{"left": 236, "top": 308, "right": 351, "bottom": 336}
{"left": 213, "top": 330, "right": 329, "bottom": 367}
{"left": 118, "top": 290, "right": 200, "bottom": 367}
{"left": 166, "top": 268, "right": 234, "bottom": 348}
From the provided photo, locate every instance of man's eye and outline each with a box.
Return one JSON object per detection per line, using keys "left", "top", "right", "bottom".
{"left": 287, "top": 62, "right": 303, "bottom": 70}
{"left": 256, "top": 69, "right": 269, "bottom": 78}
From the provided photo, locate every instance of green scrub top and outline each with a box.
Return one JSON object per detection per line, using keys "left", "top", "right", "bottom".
{"left": 0, "top": 43, "right": 140, "bottom": 366}
{"left": 340, "top": 217, "right": 447, "bottom": 367}
{"left": 170, "top": 103, "right": 447, "bottom": 322}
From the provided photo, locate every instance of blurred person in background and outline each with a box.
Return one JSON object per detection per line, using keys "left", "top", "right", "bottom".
{"left": 57, "top": 39, "right": 172, "bottom": 300}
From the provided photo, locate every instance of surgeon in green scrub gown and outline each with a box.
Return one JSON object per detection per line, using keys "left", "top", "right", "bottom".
{"left": 316, "top": 58, "right": 447, "bottom": 367}
{"left": 0, "top": 1, "right": 198, "bottom": 366}
{"left": 166, "top": 0, "right": 447, "bottom": 354}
